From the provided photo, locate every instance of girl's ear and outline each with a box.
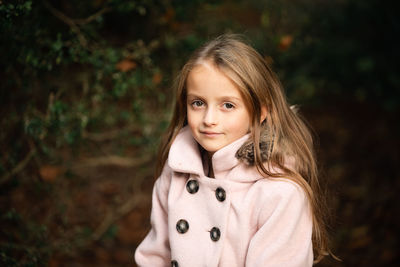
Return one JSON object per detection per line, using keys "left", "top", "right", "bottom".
{"left": 260, "top": 106, "right": 267, "bottom": 123}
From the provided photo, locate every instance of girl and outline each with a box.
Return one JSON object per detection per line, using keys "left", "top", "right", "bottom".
{"left": 135, "top": 34, "right": 331, "bottom": 266}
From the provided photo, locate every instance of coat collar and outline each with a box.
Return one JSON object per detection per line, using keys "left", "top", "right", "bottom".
{"left": 168, "top": 126, "right": 261, "bottom": 180}
{"left": 168, "top": 126, "right": 204, "bottom": 175}
{"left": 168, "top": 126, "right": 253, "bottom": 178}
{"left": 167, "top": 125, "right": 294, "bottom": 182}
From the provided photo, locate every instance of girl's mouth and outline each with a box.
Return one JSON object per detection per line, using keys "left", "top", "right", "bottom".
{"left": 200, "top": 131, "right": 222, "bottom": 137}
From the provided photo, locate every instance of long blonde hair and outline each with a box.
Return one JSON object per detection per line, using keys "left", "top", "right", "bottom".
{"left": 156, "top": 34, "right": 332, "bottom": 262}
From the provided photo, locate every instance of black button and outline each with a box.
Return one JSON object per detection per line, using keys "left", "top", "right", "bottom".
{"left": 215, "top": 187, "right": 226, "bottom": 202}
{"left": 176, "top": 219, "right": 189, "bottom": 234}
{"left": 186, "top": 180, "right": 199, "bottom": 194}
{"left": 171, "top": 260, "right": 179, "bottom": 267}
{"left": 210, "top": 227, "right": 221, "bottom": 241}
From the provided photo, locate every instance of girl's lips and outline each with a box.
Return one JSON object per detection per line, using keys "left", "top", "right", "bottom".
{"left": 200, "top": 131, "right": 221, "bottom": 137}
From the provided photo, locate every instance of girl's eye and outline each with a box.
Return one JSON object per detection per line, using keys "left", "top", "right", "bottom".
{"left": 191, "top": 100, "right": 204, "bottom": 108}
{"left": 223, "top": 103, "right": 235, "bottom": 109}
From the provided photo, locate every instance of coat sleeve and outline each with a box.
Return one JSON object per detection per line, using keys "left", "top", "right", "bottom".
{"left": 134, "top": 166, "right": 172, "bottom": 267}
{"left": 245, "top": 181, "right": 314, "bottom": 267}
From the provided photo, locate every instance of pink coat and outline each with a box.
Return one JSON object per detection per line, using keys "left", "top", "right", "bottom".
{"left": 135, "top": 126, "right": 313, "bottom": 267}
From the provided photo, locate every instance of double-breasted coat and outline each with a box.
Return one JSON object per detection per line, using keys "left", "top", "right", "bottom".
{"left": 135, "top": 126, "right": 313, "bottom": 267}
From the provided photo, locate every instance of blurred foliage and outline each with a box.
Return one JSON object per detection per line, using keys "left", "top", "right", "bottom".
{"left": 0, "top": 0, "right": 399, "bottom": 265}
{"left": 1, "top": 0, "right": 171, "bottom": 178}
{"left": 1, "top": 209, "right": 50, "bottom": 265}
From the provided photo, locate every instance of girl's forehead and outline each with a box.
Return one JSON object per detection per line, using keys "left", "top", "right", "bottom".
{"left": 190, "top": 60, "right": 217, "bottom": 74}
{"left": 186, "top": 63, "right": 247, "bottom": 102}
{"left": 188, "top": 61, "right": 238, "bottom": 84}
{"left": 188, "top": 63, "right": 233, "bottom": 85}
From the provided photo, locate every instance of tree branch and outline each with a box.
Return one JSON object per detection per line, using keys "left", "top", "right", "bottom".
{"left": 0, "top": 149, "right": 36, "bottom": 186}
{"left": 92, "top": 193, "right": 149, "bottom": 241}
{"left": 73, "top": 154, "right": 153, "bottom": 168}
{"left": 82, "top": 124, "right": 142, "bottom": 142}
{"left": 74, "top": 7, "right": 111, "bottom": 25}
{"left": 42, "top": 0, "right": 88, "bottom": 47}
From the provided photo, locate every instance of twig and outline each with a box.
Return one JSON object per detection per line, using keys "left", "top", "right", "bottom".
{"left": 82, "top": 124, "right": 142, "bottom": 142}
{"left": 91, "top": 156, "right": 152, "bottom": 240}
{"left": 74, "top": 7, "right": 111, "bottom": 25}
{"left": 0, "top": 241, "right": 51, "bottom": 252}
{"left": 0, "top": 149, "right": 36, "bottom": 186}
{"left": 73, "top": 154, "right": 153, "bottom": 168}
{"left": 42, "top": 1, "right": 111, "bottom": 47}
{"left": 42, "top": 0, "right": 88, "bottom": 47}
{"left": 92, "top": 193, "right": 149, "bottom": 241}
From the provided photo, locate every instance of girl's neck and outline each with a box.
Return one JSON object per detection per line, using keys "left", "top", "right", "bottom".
{"left": 199, "top": 145, "right": 215, "bottom": 178}
{"left": 207, "top": 153, "right": 215, "bottom": 178}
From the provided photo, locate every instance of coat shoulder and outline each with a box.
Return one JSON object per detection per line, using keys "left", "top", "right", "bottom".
{"left": 253, "top": 177, "right": 307, "bottom": 203}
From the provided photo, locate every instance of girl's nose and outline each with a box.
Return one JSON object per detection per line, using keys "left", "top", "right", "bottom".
{"left": 203, "top": 107, "right": 218, "bottom": 126}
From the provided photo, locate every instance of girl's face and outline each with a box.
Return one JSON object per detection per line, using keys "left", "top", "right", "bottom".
{"left": 186, "top": 62, "right": 251, "bottom": 156}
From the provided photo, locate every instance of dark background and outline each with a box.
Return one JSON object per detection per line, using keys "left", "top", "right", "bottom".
{"left": 1, "top": 0, "right": 399, "bottom": 266}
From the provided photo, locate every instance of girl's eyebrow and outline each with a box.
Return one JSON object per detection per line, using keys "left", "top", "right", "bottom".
{"left": 186, "top": 93, "right": 198, "bottom": 98}
{"left": 219, "top": 96, "right": 241, "bottom": 102}
{"left": 187, "top": 93, "right": 241, "bottom": 102}
{"left": 186, "top": 93, "right": 204, "bottom": 100}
